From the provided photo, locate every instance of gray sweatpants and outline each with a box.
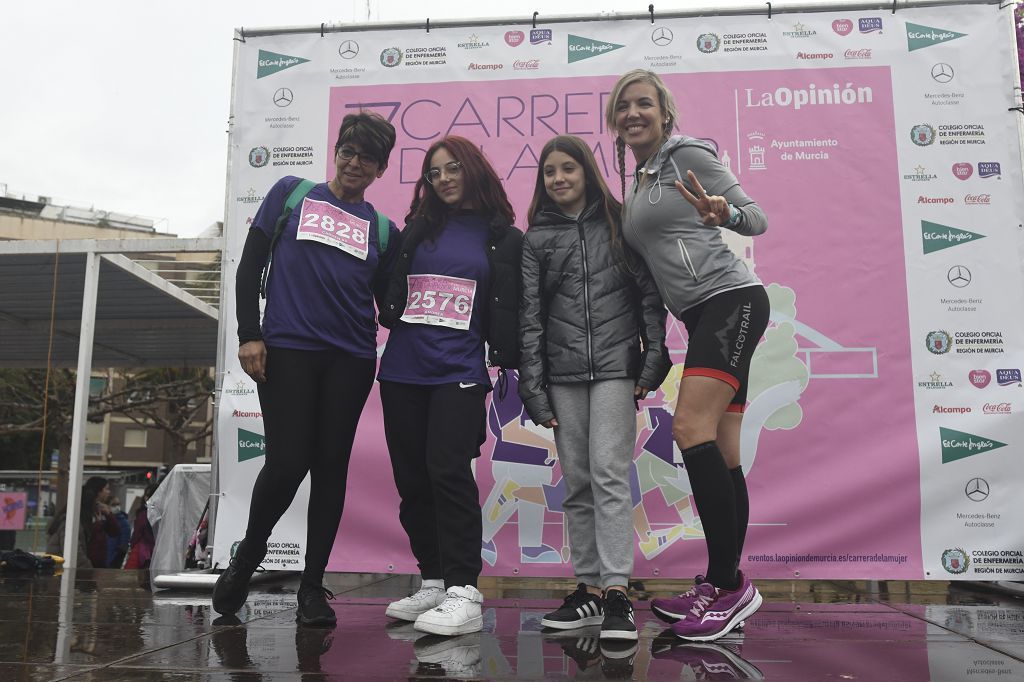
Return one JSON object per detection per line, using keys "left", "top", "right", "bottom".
{"left": 548, "top": 379, "right": 636, "bottom": 589}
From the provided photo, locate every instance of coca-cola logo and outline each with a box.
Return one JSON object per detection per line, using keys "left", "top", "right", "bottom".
{"left": 964, "top": 194, "right": 990, "bottom": 205}
{"left": 844, "top": 48, "right": 872, "bottom": 59}
{"left": 983, "top": 402, "right": 1011, "bottom": 414}
{"left": 513, "top": 59, "right": 540, "bottom": 70}
{"left": 969, "top": 370, "right": 991, "bottom": 388}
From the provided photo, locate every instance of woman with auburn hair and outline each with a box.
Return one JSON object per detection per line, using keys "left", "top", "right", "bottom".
{"left": 378, "top": 136, "right": 522, "bottom": 637}
{"left": 606, "top": 69, "right": 770, "bottom": 642}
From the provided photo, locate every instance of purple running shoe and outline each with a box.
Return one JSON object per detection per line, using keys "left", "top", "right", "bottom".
{"left": 671, "top": 572, "right": 762, "bottom": 642}
{"left": 651, "top": 574, "right": 706, "bottom": 623}
{"left": 650, "top": 634, "right": 764, "bottom": 679}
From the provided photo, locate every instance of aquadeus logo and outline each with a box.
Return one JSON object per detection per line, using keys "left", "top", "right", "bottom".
{"left": 568, "top": 35, "right": 625, "bottom": 63}
{"left": 238, "top": 428, "right": 266, "bottom": 462}
{"left": 906, "top": 22, "right": 966, "bottom": 51}
{"left": 257, "top": 49, "right": 311, "bottom": 79}
{"left": 921, "top": 221, "right": 985, "bottom": 254}
{"left": 940, "top": 426, "right": 1007, "bottom": 464}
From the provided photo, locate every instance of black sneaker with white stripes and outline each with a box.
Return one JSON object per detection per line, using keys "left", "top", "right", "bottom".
{"left": 600, "top": 589, "right": 638, "bottom": 641}
{"left": 544, "top": 634, "right": 601, "bottom": 671}
{"left": 541, "top": 584, "right": 604, "bottom": 630}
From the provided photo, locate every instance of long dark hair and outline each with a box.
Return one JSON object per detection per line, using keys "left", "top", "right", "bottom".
{"left": 528, "top": 135, "right": 633, "bottom": 270}
{"left": 48, "top": 475, "right": 109, "bottom": 535}
{"left": 406, "top": 136, "right": 515, "bottom": 240}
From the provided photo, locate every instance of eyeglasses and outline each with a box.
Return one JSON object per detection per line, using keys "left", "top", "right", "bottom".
{"left": 337, "top": 147, "right": 378, "bottom": 167}
{"left": 424, "top": 161, "right": 463, "bottom": 185}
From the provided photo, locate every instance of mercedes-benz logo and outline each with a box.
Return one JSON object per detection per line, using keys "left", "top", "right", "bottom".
{"left": 273, "top": 88, "right": 293, "bottom": 107}
{"left": 947, "top": 265, "right": 971, "bottom": 288}
{"left": 965, "top": 477, "right": 989, "bottom": 502}
{"left": 339, "top": 40, "right": 359, "bottom": 59}
{"left": 931, "top": 63, "right": 954, "bottom": 83}
{"left": 652, "top": 27, "right": 674, "bottom": 46}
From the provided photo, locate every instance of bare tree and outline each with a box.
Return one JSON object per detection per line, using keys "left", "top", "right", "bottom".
{"left": 0, "top": 366, "right": 214, "bottom": 510}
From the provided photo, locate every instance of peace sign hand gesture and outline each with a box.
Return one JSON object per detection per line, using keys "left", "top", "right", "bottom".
{"left": 675, "top": 170, "right": 731, "bottom": 227}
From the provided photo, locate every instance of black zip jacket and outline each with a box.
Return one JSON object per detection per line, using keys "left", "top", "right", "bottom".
{"left": 379, "top": 212, "right": 523, "bottom": 371}
{"left": 518, "top": 200, "right": 672, "bottom": 425}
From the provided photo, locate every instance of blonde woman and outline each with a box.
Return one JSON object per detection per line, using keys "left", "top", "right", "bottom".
{"left": 606, "top": 69, "right": 769, "bottom": 642}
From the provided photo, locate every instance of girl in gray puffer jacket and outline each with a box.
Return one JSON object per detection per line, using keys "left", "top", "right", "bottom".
{"left": 519, "top": 135, "right": 671, "bottom": 641}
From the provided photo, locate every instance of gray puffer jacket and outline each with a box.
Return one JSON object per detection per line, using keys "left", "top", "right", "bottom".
{"left": 518, "top": 199, "right": 672, "bottom": 425}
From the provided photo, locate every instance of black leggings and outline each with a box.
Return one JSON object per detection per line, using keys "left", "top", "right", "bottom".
{"left": 245, "top": 346, "right": 375, "bottom": 583}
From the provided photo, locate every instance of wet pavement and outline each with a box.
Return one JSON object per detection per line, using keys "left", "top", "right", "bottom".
{"left": 3, "top": 570, "right": 1023, "bottom": 680}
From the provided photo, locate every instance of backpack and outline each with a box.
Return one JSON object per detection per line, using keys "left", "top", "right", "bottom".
{"left": 259, "top": 178, "right": 391, "bottom": 298}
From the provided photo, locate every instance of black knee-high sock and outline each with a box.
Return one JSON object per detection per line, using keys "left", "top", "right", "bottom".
{"left": 730, "top": 466, "right": 749, "bottom": 571}
{"left": 682, "top": 441, "right": 739, "bottom": 590}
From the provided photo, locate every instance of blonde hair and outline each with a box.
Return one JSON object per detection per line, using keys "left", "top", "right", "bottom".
{"left": 604, "top": 69, "right": 680, "bottom": 200}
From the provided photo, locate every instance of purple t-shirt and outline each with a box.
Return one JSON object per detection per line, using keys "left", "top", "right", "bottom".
{"left": 378, "top": 212, "right": 490, "bottom": 385}
{"left": 254, "top": 176, "right": 399, "bottom": 358}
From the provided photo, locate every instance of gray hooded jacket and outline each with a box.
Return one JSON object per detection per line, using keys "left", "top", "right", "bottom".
{"left": 622, "top": 135, "right": 767, "bottom": 318}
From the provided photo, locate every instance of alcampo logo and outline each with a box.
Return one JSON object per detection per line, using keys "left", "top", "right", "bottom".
{"left": 939, "top": 426, "right": 1006, "bottom": 464}
{"left": 257, "top": 49, "right": 311, "bottom": 79}
{"left": 906, "top": 22, "right": 966, "bottom": 52}
{"left": 568, "top": 35, "right": 625, "bottom": 63}
{"left": 921, "top": 220, "right": 985, "bottom": 254}
{"left": 238, "top": 428, "right": 266, "bottom": 462}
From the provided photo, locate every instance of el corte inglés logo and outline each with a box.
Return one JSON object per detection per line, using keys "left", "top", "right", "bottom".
{"left": 238, "top": 428, "right": 266, "bottom": 462}
{"left": 906, "top": 22, "right": 966, "bottom": 51}
{"left": 939, "top": 426, "right": 1006, "bottom": 464}
{"left": 257, "top": 49, "right": 311, "bottom": 79}
{"left": 921, "top": 221, "right": 985, "bottom": 254}
{"left": 568, "top": 35, "right": 625, "bottom": 63}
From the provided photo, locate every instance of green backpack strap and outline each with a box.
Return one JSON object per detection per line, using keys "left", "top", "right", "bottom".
{"left": 260, "top": 178, "right": 316, "bottom": 298}
{"left": 376, "top": 210, "right": 390, "bottom": 253}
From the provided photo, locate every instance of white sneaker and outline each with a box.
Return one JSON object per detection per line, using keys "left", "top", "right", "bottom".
{"left": 386, "top": 585, "right": 447, "bottom": 621}
{"left": 414, "top": 633, "right": 482, "bottom": 678}
{"left": 413, "top": 585, "right": 484, "bottom": 636}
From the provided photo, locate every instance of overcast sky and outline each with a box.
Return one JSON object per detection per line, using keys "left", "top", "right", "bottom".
{"left": 1, "top": 0, "right": 817, "bottom": 237}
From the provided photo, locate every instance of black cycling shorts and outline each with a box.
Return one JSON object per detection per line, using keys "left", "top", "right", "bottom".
{"left": 678, "top": 285, "right": 770, "bottom": 413}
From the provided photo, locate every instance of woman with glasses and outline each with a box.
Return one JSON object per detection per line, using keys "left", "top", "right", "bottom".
{"left": 377, "top": 136, "right": 522, "bottom": 637}
{"left": 216, "top": 112, "right": 399, "bottom": 626}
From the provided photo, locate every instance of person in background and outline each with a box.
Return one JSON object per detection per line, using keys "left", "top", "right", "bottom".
{"left": 124, "top": 483, "right": 158, "bottom": 570}
{"left": 46, "top": 476, "right": 119, "bottom": 568}
{"left": 107, "top": 496, "right": 131, "bottom": 568}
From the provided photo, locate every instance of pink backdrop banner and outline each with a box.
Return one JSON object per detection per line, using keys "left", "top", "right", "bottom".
{"left": 320, "top": 67, "right": 923, "bottom": 579}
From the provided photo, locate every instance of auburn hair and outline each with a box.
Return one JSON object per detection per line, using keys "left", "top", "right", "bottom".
{"left": 407, "top": 136, "right": 515, "bottom": 239}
